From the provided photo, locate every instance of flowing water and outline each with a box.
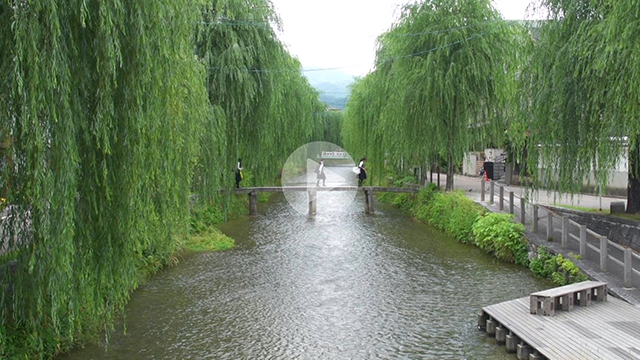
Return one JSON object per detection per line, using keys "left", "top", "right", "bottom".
{"left": 61, "top": 168, "right": 550, "bottom": 359}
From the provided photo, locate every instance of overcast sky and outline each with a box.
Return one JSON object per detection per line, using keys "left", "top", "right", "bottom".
{"left": 271, "top": 0, "right": 541, "bottom": 76}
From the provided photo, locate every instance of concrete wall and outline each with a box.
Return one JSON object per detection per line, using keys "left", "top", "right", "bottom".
{"left": 546, "top": 206, "right": 640, "bottom": 252}
{"left": 463, "top": 153, "right": 479, "bottom": 176}
{"left": 537, "top": 147, "right": 629, "bottom": 193}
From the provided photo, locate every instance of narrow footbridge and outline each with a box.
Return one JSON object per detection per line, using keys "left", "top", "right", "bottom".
{"left": 234, "top": 186, "right": 419, "bottom": 215}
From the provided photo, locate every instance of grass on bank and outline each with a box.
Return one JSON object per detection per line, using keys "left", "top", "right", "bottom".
{"left": 184, "top": 227, "right": 234, "bottom": 252}
{"left": 553, "top": 203, "right": 640, "bottom": 222}
{"left": 381, "top": 183, "right": 588, "bottom": 286}
{"left": 185, "top": 194, "right": 249, "bottom": 253}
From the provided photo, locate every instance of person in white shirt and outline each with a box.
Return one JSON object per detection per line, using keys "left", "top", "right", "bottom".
{"left": 316, "top": 159, "right": 326, "bottom": 187}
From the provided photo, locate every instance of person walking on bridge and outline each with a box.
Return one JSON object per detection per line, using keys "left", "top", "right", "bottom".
{"left": 235, "top": 158, "right": 243, "bottom": 188}
{"left": 316, "top": 159, "right": 326, "bottom": 187}
{"left": 358, "top": 157, "right": 367, "bottom": 186}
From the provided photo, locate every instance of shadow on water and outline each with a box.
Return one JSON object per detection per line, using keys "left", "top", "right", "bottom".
{"left": 61, "top": 181, "right": 550, "bottom": 359}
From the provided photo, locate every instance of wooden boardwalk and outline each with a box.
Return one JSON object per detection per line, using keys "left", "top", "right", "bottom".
{"left": 482, "top": 296, "right": 640, "bottom": 359}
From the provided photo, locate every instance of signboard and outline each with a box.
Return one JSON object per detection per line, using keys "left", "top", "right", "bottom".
{"left": 320, "top": 151, "right": 349, "bottom": 159}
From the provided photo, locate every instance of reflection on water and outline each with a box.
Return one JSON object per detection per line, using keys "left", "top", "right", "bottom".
{"left": 61, "top": 187, "right": 550, "bottom": 359}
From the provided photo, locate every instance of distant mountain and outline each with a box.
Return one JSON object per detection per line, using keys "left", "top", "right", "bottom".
{"left": 303, "top": 68, "right": 355, "bottom": 110}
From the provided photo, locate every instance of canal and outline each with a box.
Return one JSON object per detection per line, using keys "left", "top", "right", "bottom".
{"left": 61, "top": 183, "right": 550, "bottom": 359}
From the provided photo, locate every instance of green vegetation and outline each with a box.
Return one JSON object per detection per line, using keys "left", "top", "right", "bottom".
{"left": 381, "top": 185, "right": 587, "bottom": 284}
{"left": 522, "top": 0, "right": 640, "bottom": 213}
{"left": 553, "top": 204, "right": 608, "bottom": 214}
{"left": 186, "top": 197, "right": 245, "bottom": 253}
{"left": 530, "top": 247, "right": 589, "bottom": 286}
{"left": 0, "top": 0, "right": 340, "bottom": 357}
{"left": 184, "top": 228, "right": 235, "bottom": 253}
{"left": 342, "top": 0, "right": 526, "bottom": 189}
{"left": 192, "top": 0, "right": 338, "bottom": 201}
{"left": 190, "top": 195, "right": 248, "bottom": 234}
{"left": 473, "top": 213, "right": 528, "bottom": 266}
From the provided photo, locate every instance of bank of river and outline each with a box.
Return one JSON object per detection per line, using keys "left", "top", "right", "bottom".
{"left": 61, "top": 190, "right": 550, "bottom": 359}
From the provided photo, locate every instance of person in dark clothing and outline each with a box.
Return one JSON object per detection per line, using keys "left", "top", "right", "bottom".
{"left": 357, "top": 157, "right": 367, "bottom": 186}
{"left": 235, "top": 158, "right": 243, "bottom": 188}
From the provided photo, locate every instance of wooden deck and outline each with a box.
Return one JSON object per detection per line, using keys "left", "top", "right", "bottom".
{"left": 483, "top": 296, "right": 640, "bottom": 359}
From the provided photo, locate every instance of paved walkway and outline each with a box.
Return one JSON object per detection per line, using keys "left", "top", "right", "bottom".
{"left": 427, "top": 174, "right": 640, "bottom": 306}
{"left": 448, "top": 174, "right": 624, "bottom": 210}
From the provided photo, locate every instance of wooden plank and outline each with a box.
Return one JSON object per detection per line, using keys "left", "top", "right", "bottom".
{"left": 483, "top": 296, "right": 640, "bottom": 360}
{"left": 501, "top": 300, "right": 598, "bottom": 360}
{"left": 530, "top": 281, "right": 606, "bottom": 298}
{"left": 487, "top": 300, "right": 588, "bottom": 359}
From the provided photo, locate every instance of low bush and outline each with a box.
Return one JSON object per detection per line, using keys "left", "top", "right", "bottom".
{"left": 183, "top": 227, "right": 235, "bottom": 252}
{"left": 380, "top": 181, "right": 588, "bottom": 284}
{"left": 393, "top": 175, "right": 417, "bottom": 187}
{"left": 472, "top": 213, "right": 529, "bottom": 266}
{"left": 420, "top": 191, "right": 484, "bottom": 244}
{"left": 530, "top": 247, "right": 588, "bottom": 285}
{"left": 190, "top": 195, "right": 247, "bottom": 234}
{"left": 392, "top": 193, "right": 413, "bottom": 212}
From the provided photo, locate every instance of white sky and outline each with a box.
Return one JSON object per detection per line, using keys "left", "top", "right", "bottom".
{"left": 271, "top": 0, "right": 541, "bottom": 76}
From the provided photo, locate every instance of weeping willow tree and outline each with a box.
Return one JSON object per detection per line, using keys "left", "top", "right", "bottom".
{"left": 526, "top": 0, "right": 640, "bottom": 213}
{"left": 194, "top": 0, "right": 328, "bottom": 199}
{"left": 311, "top": 111, "right": 344, "bottom": 146}
{"left": 343, "top": 0, "right": 525, "bottom": 190}
{"left": 0, "top": 0, "right": 211, "bottom": 357}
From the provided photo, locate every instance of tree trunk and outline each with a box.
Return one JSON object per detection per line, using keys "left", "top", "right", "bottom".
{"left": 446, "top": 151, "right": 454, "bottom": 191}
{"left": 628, "top": 136, "right": 640, "bottom": 213}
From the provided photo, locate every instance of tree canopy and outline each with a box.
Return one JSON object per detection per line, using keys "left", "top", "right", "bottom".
{"left": 525, "top": 0, "right": 640, "bottom": 212}
{"left": 0, "top": 0, "right": 335, "bottom": 357}
{"left": 342, "top": 0, "right": 525, "bottom": 189}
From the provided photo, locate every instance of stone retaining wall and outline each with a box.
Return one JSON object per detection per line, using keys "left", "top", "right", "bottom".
{"left": 545, "top": 206, "right": 640, "bottom": 252}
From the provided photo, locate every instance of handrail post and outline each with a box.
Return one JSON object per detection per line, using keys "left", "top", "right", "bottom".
{"left": 580, "top": 225, "right": 587, "bottom": 258}
{"left": 600, "top": 236, "right": 608, "bottom": 272}
{"left": 533, "top": 205, "right": 539, "bottom": 233}
{"left": 562, "top": 217, "right": 569, "bottom": 248}
{"left": 547, "top": 212, "right": 554, "bottom": 240}
{"left": 509, "top": 192, "right": 514, "bottom": 214}
{"left": 490, "top": 181, "right": 495, "bottom": 204}
{"left": 624, "top": 248, "right": 633, "bottom": 288}
{"left": 520, "top": 198, "right": 525, "bottom": 225}
{"left": 364, "top": 189, "right": 370, "bottom": 214}
{"left": 308, "top": 189, "right": 317, "bottom": 215}
{"left": 249, "top": 191, "right": 258, "bottom": 215}
{"left": 481, "top": 177, "right": 485, "bottom": 201}
{"left": 499, "top": 186, "right": 504, "bottom": 210}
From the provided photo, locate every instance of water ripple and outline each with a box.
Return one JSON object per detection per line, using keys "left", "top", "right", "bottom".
{"left": 61, "top": 185, "right": 549, "bottom": 360}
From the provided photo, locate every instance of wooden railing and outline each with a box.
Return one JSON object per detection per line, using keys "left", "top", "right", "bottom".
{"left": 482, "top": 178, "right": 638, "bottom": 288}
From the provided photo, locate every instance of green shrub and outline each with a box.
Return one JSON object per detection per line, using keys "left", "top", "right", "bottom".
{"left": 472, "top": 213, "right": 529, "bottom": 265}
{"left": 393, "top": 175, "right": 417, "bottom": 187}
{"left": 392, "top": 193, "right": 413, "bottom": 212}
{"left": 529, "top": 246, "right": 589, "bottom": 285}
{"left": 412, "top": 184, "right": 438, "bottom": 221}
{"left": 184, "top": 227, "right": 235, "bottom": 252}
{"left": 414, "top": 183, "right": 438, "bottom": 207}
{"left": 190, "top": 204, "right": 225, "bottom": 233}
{"left": 190, "top": 195, "right": 248, "bottom": 234}
{"left": 422, "top": 191, "right": 484, "bottom": 243}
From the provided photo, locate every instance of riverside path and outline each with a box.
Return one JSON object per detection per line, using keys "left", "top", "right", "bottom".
{"left": 433, "top": 174, "right": 640, "bottom": 306}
